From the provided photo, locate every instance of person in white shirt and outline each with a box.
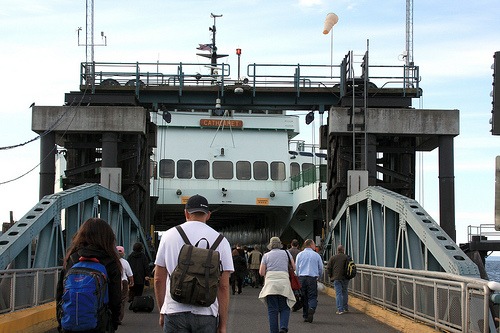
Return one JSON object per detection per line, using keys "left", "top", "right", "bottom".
{"left": 116, "top": 245, "right": 133, "bottom": 324}
{"left": 154, "top": 194, "right": 234, "bottom": 333}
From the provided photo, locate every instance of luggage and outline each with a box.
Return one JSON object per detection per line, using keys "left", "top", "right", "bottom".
{"left": 129, "top": 295, "right": 154, "bottom": 312}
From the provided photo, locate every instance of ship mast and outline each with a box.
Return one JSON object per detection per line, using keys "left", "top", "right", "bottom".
{"left": 197, "top": 13, "right": 228, "bottom": 75}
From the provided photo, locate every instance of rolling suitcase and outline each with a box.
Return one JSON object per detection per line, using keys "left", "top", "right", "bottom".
{"left": 129, "top": 295, "right": 155, "bottom": 312}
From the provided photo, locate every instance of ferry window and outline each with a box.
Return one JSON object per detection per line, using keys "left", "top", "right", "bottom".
{"left": 302, "top": 162, "right": 315, "bottom": 183}
{"left": 236, "top": 161, "right": 251, "bottom": 180}
{"left": 194, "top": 160, "right": 210, "bottom": 179}
{"left": 302, "top": 163, "right": 314, "bottom": 171}
{"left": 177, "top": 159, "right": 192, "bottom": 179}
{"left": 213, "top": 161, "right": 233, "bottom": 179}
{"left": 290, "top": 162, "right": 300, "bottom": 177}
{"left": 271, "top": 162, "right": 286, "bottom": 180}
{"left": 253, "top": 161, "right": 268, "bottom": 180}
{"left": 159, "top": 159, "right": 174, "bottom": 178}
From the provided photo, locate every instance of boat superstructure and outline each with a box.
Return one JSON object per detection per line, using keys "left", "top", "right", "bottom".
{"left": 150, "top": 108, "right": 327, "bottom": 245}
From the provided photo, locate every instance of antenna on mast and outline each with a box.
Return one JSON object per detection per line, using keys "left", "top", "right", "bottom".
{"left": 197, "top": 13, "right": 228, "bottom": 76}
{"left": 77, "top": 0, "right": 107, "bottom": 88}
{"left": 404, "top": 0, "right": 414, "bottom": 87}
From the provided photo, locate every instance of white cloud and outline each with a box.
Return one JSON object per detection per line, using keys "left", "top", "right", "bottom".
{"left": 298, "top": 0, "right": 323, "bottom": 7}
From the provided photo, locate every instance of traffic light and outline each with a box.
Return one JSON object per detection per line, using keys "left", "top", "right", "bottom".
{"left": 491, "top": 51, "right": 500, "bottom": 135}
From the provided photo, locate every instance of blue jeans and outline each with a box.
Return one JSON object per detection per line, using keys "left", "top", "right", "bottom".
{"left": 299, "top": 276, "right": 318, "bottom": 319}
{"left": 163, "top": 312, "right": 217, "bottom": 333}
{"left": 266, "top": 295, "right": 290, "bottom": 333}
{"left": 333, "top": 279, "right": 349, "bottom": 312}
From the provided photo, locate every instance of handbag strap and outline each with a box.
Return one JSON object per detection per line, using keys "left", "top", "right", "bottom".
{"left": 283, "top": 249, "right": 293, "bottom": 269}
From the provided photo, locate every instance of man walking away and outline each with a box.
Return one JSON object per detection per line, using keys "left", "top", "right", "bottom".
{"left": 117, "top": 246, "right": 133, "bottom": 324}
{"left": 288, "top": 239, "right": 301, "bottom": 261}
{"left": 247, "top": 245, "right": 263, "bottom": 288}
{"left": 154, "top": 194, "right": 234, "bottom": 333}
{"left": 295, "top": 239, "right": 323, "bottom": 323}
{"left": 326, "top": 244, "right": 349, "bottom": 314}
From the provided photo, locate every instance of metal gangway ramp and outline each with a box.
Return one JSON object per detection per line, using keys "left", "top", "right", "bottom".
{"left": 0, "top": 185, "right": 498, "bottom": 332}
{"left": 0, "top": 183, "right": 152, "bottom": 271}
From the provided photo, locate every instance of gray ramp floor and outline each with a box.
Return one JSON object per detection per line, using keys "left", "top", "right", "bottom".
{"left": 48, "top": 285, "right": 401, "bottom": 333}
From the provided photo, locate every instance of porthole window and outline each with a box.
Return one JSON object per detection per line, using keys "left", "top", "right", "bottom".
{"left": 236, "top": 161, "right": 251, "bottom": 180}
{"left": 213, "top": 161, "right": 233, "bottom": 179}
{"left": 290, "top": 162, "right": 300, "bottom": 177}
{"left": 177, "top": 160, "right": 192, "bottom": 179}
{"left": 271, "top": 161, "right": 286, "bottom": 180}
{"left": 253, "top": 161, "right": 268, "bottom": 180}
{"left": 159, "top": 159, "right": 175, "bottom": 178}
{"left": 194, "top": 160, "right": 210, "bottom": 179}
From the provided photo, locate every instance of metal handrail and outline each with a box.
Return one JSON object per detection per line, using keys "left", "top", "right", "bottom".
{"left": 468, "top": 224, "right": 500, "bottom": 242}
{"left": 80, "top": 60, "right": 419, "bottom": 96}
{"left": 0, "top": 267, "right": 61, "bottom": 314}
{"left": 321, "top": 264, "right": 497, "bottom": 333}
{"left": 291, "top": 165, "right": 327, "bottom": 190}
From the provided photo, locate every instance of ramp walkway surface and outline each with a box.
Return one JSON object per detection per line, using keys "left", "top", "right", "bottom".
{"left": 46, "top": 284, "right": 433, "bottom": 333}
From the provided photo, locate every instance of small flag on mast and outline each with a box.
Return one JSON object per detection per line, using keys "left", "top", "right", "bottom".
{"left": 196, "top": 43, "right": 212, "bottom": 51}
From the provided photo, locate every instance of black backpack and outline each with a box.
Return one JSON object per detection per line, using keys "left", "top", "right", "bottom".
{"left": 170, "top": 226, "right": 224, "bottom": 307}
{"left": 344, "top": 255, "right": 357, "bottom": 280}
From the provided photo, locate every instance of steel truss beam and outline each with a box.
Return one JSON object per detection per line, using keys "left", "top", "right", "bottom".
{"left": 0, "top": 183, "right": 152, "bottom": 270}
{"left": 325, "top": 186, "right": 479, "bottom": 277}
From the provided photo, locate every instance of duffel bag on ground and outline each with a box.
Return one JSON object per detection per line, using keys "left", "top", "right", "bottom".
{"left": 129, "top": 295, "right": 154, "bottom": 313}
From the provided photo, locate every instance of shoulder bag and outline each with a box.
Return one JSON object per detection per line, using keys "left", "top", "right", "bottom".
{"left": 285, "top": 250, "right": 301, "bottom": 290}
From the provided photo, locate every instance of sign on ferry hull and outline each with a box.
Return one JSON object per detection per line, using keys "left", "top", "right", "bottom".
{"left": 200, "top": 119, "right": 243, "bottom": 128}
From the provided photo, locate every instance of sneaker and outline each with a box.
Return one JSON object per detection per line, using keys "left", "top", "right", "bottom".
{"left": 336, "top": 310, "right": 345, "bottom": 315}
{"left": 307, "top": 308, "right": 315, "bottom": 322}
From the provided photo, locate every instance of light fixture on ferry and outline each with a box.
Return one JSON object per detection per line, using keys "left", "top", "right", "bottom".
{"left": 176, "top": 189, "right": 182, "bottom": 196}
{"left": 270, "top": 191, "right": 275, "bottom": 198}
{"left": 305, "top": 111, "right": 315, "bottom": 125}
{"left": 221, "top": 188, "right": 227, "bottom": 197}
{"left": 161, "top": 108, "right": 172, "bottom": 123}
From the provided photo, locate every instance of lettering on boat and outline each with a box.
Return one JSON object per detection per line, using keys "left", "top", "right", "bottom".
{"left": 200, "top": 119, "right": 243, "bottom": 128}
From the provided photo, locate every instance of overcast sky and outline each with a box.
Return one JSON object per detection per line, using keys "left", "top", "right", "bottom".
{"left": 0, "top": 0, "right": 499, "bottom": 245}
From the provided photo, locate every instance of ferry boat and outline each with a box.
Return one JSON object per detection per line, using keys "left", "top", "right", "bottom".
{"left": 149, "top": 107, "right": 327, "bottom": 246}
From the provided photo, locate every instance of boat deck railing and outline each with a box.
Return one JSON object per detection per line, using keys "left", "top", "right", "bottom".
{"left": 291, "top": 165, "right": 327, "bottom": 190}
{"left": 79, "top": 60, "right": 420, "bottom": 96}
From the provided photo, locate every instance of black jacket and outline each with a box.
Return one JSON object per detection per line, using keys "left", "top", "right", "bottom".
{"left": 56, "top": 245, "right": 122, "bottom": 331}
{"left": 127, "top": 251, "right": 150, "bottom": 285}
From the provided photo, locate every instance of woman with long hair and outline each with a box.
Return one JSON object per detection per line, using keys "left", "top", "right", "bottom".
{"left": 56, "top": 218, "right": 122, "bottom": 332}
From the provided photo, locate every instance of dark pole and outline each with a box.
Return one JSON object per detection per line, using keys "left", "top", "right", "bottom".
{"left": 102, "top": 132, "right": 118, "bottom": 168}
{"left": 438, "top": 135, "right": 456, "bottom": 242}
{"left": 39, "top": 131, "right": 56, "bottom": 199}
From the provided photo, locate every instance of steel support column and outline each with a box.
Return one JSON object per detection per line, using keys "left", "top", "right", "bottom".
{"left": 39, "top": 131, "right": 56, "bottom": 199}
{"left": 438, "top": 135, "right": 456, "bottom": 242}
{"left": 102, "top": 132, "right": 118, "bottom": 167}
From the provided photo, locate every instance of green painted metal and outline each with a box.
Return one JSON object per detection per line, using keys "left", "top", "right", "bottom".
{"left": 325, "top": 186, "right": 480, "bottom": 277}
{"left": 0, "top": 183, "right": 152, "bottom": 270}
